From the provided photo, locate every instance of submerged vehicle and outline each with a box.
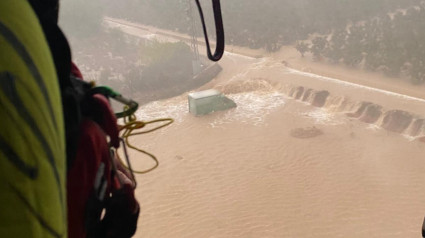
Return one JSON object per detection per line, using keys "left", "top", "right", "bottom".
{"left": 188, "top": 89, "right": 236, "bottom": 116}
{"left": 2, "top": 0, "right": 425, "bottom": 237}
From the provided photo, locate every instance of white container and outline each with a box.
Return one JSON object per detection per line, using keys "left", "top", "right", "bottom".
{"left": 188, "top": 89, "right": 236, "bottom": 116}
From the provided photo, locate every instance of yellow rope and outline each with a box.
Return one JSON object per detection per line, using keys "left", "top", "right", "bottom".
{"left": 117, "top": 113, "right": 174, "bottom": 174}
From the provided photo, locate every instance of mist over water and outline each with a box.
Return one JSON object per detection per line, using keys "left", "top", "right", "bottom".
{"left": 59, "top": 1, "right": 425, "bottom": 237}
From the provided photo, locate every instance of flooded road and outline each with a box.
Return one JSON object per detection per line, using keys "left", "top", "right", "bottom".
{"left": 107, "top": 19, "right": 425, "bottom": 238}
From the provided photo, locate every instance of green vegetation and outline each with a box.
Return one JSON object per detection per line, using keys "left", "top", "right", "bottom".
{"left": 303, "top": 5, "right": 425, "bottom": 84}
{"left": 62, "top": 0, "right": 425, "bottom": 85}
{"left": 104, "top": 0, "right": 418, "bottom": 50}
{"left": 131, "top": 40, "right": 193, "bottom": 92}
{"left": 295, "top": 41, "right": 309, "bottom": 57}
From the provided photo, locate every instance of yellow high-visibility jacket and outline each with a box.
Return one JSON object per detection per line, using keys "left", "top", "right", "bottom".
{"left": 0, "top": 0, "right": 66, "bottom": 237}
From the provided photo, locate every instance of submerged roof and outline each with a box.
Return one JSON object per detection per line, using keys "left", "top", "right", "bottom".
{"left": 189, "top": 89, "right": 221, "bottom": 100}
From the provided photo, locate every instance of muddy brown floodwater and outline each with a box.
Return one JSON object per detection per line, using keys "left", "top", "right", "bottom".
{"left": 107, "top": 19, "right": 425, "bottom": 238}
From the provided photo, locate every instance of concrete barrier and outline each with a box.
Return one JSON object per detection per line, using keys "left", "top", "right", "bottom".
{"left": 311, "top": 90, "right": 330, "bottom": 107}
{"left": 359, "top": 104, "right": 382, "bottom": 123}
{"left": 302, "top": 88, "right": 314, "bottom": 102}
{"left": 346, "top": 102, "right": 372, "bottom": 118}
{"left": 289, "top": 86, "right": 304, "bottom": 100}
{"left": 381, "top": 110, "right": 413, "bottom": 133}
{"left": 407, "top": 119, "right": 425, "bottom": 137}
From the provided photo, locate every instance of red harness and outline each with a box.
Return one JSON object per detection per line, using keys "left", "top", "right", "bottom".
{"left": 67, "top": 64, "right": 139, "bottom": 238}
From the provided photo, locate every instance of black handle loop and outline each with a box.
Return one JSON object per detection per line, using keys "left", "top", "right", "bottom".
{"left": 194, "top": 0, "right": 225, "bottom": 62}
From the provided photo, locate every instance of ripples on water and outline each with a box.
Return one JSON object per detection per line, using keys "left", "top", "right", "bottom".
{"left": 301, "top": 108, "right": 345, "bottom": 126}
{"left": 136, "top": 91, "right": 287, "bottom": 128}
{"left": 136, "top": 100, "right": 187, "bottom": 123}
{"left": 136, "top": 57, "right": 425, "bottom": 132}
{"left": 210, "top": 92, "right": 286, "bottom": 127}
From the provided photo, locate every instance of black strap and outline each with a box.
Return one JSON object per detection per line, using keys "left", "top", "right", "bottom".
{"left": 194, "top": 0, "right": 225, "bottom": 62}
{"left": 422, "top": 216, "right": 425, "bottom": 237}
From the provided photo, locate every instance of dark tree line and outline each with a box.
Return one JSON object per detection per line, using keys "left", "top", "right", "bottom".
{"left": 125, "top": 41, "right": 193, "bottom": 92}
{"left": 60, "top": 0, "right": 425, "bottom": 85}
{"left": 103, "top": 0, "right": 419, "bottom": 51}
{"left": 301, "top": 4, "right": 425, "bottom": 84}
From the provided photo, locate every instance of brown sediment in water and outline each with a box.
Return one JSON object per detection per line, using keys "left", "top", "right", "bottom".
{"left": 287, "top": 84, "right": 425, "bottom": 137}
{"left": 290, "top": 126, "right": 323, "bottom": 139}
{"left": 109, "top": 20, "right": 425, "bottom": 238}
{"left": 130, "top": 54, "right": 425, "bottom": 238}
